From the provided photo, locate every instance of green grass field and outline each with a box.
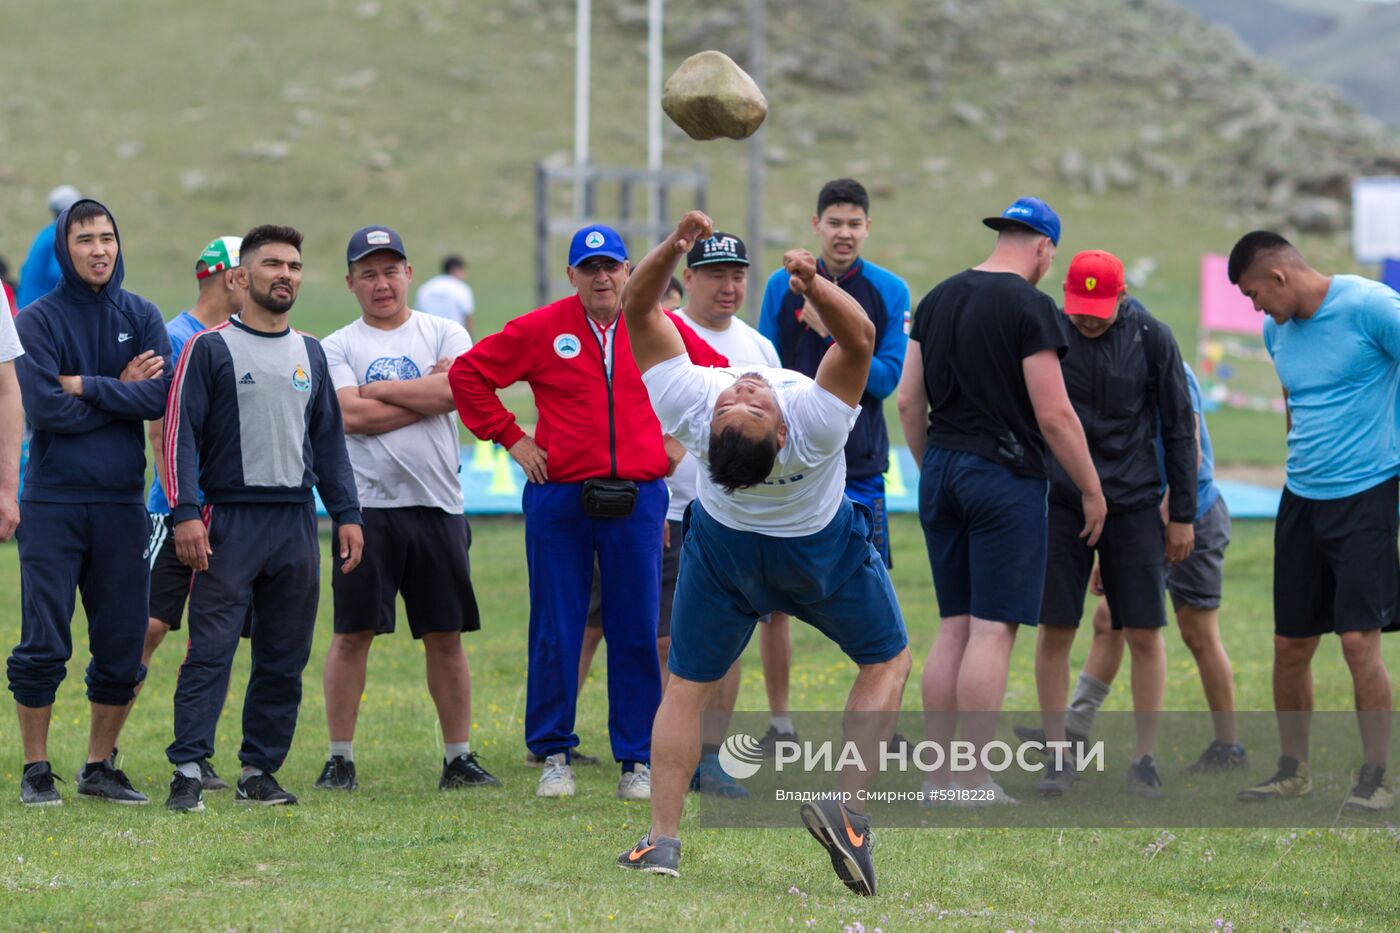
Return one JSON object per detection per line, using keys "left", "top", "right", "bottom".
{"left": 2, "top": 515, "right": 1397, "bottom": 930}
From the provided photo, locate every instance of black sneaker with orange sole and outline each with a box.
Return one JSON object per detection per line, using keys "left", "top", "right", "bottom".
{"left": 799, "top": 798, "right": 876, "bottom": 896}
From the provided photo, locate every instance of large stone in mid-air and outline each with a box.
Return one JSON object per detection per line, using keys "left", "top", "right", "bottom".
{"left": 662, "top": 51, "right": 767, "bottom": 141}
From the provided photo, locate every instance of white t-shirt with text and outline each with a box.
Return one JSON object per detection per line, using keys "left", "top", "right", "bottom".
{"left": 323, "top": 310, "right": 472, "bottom": 512}
{"left": 643, "top": 353, "right": 858, "bottom": 536}
{"left": 415, "top": 275, "right": 476, "bottom": 328}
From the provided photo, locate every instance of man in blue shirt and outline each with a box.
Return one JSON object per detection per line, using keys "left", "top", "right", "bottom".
{"left": 1228, "top": 230, "right": 1399, "bottom": 812}
{"left": 16, "top": 185, "right": 82, "bottom": 309}
{"left": 756, "top": 178, "right": 909, "bottom": 751}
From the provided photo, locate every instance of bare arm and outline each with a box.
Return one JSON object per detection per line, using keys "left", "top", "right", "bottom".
{"left": 621, "top": 212, "right": 708, "bottom": 373}
{"left": 1282, "top": 386, "right": 1291, "bottom": 434}
{"left": 0, "top": 361, "right": 21, "bottom": 540}
{"left": 149, "top": 417, "right": 169, "bottom": 503}
{"left": 789, "top": 250, "right": 875, "bottom": 408}
{"left": 336, "top": 386, "right": 425, "bottom": 436}
{"left": 897, "top": 339, "right": 929, "bottom": 466}
{"left": 1024, "top": 349, "right": 1106, "bottom": 545}
{"left": 359, "top": 373, "right": 456, "bottom": 416}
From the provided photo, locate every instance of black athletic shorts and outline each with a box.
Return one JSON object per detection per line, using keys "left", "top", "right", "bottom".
{"left": 587, "top": 518, "right": 681, "bottom": 638}
{"left": 1041, "top": 502, "right": 1166, "bottom": 630}
{"left": 147, "top": 513, "right": 192, "bottom": 630}
{"left": 332, "top": 507, "right": 480, "bottom": 638}
{"left": 1274, "top": 478, "right": 1400, "bottom": 639}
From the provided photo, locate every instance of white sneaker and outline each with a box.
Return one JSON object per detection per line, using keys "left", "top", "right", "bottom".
{"left": 536, "top": 753, "right": 576, "bottom": 798}
{"left": 959, "top": 779, "right": 1018, "bottom": 807}
{"left": 616, "top": 764, "right": 651, "bottom": 801}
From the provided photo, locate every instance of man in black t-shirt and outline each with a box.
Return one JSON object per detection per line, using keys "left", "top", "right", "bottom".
{"left": 896, "top": 198, "right": 1106, "bottom": 803}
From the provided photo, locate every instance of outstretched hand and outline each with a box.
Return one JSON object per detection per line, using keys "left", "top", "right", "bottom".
{"left": 672, "top": 211, "right": 714, "bottom": 255}
{"left": 783, "top": 249, "right": 818, "bottom": 295}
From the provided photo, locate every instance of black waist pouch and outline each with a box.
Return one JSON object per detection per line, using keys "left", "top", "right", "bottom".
{"left": 581, "top": 478, "right": 638, "bottom": 518}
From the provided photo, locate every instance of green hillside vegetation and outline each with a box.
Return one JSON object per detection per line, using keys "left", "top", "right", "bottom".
{"left": 3, "top": 0, "right": 1397, "bottom": 463}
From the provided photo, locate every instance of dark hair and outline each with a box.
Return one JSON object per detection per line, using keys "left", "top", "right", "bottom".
{"left": 707, "top": 425, "right": 778, "bottom": 494}
{"left": 665, "top": 275, "right": 684, "bottom": 299}
{"left": 1227, "top": 230, "right": 1293, "bottom": 284}
{"left": 66, "top": 200, "right": 115, "bottom": 233}
{"left": 241, "top": 224, "right": 303, "bottom": 261}
{"left": 442, "top": 254, "right": 467, "bottom": 275}
{"left": 816, "top": 178, "right": 869, "bottom": 218}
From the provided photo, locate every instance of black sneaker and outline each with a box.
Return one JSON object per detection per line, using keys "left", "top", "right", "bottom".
{"left": 236, "top": 772, "right": 298, "bottom": 806}
{"left": 1036, "top": 755, "right": 1077, "bottom": 798}
{"left": 166, "top": 771, "right": 205, "bottom": 812}
{"left": 758, "top": 724, "right": 799, "bottom": 757}
{"left": 314, "top": 755, "right": 357, "bottom": 791}
{"left": 1013, "top": 725, "right": 1089, "bottom": 752}
{"left": 199, "top": 759, "right": 229, "bottom": 791}
{"left": 76, "top": 761, "right": 149, "bottom": 805}
{"left": 524, "top": 749, "right": 600, "bottom": 767}
{"left": 800, "top": 798, "right": 876, "bottom": 896}
{"left": 1183, "top": 741, "right": 1248, "bottom": 774}
{"left": 1127, "top": 756, "right": 1164, "bottom": 799}
{"left": 618, "top": 832, "right": 681, "bottom": 877}
{"left": 20, "top": 761, "right": 63, "bottom": 807}
{"left": 1343, "top": 763, "right": 1394, "bottom": 812}
{"left": 440, "top": 752, "right": 501, "bottom": 789}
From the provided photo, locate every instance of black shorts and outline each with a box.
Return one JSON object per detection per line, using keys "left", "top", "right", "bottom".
{"left": 1042, "top": 502, "right": 1166, "bottom": 630}
{"left": 332, "top": 507, "right": 480, "bottom": 639}
{"left": 587, "top": 518, "right": 681, "bottom": 638}
{"left": 147, "top": 513, "right": 192, "bottom": 630}
{"left": 1273, "top": 479, "right": 1400, "bottom": 639}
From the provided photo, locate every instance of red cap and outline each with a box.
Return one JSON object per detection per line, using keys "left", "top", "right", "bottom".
{"left": 1063, "top": 250, "right": 1125, "bottom": 319}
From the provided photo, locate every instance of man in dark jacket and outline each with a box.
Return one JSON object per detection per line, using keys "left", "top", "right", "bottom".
{"left": 1033, "top": 250, "right": 1196, "bottom": 799}
{"left": 9, "top": 199, "right": 172, "bottom": 806}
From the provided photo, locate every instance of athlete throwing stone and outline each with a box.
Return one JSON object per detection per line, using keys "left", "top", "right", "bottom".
{"left": 616, "top": 212, "right": 912, "bottom": 896}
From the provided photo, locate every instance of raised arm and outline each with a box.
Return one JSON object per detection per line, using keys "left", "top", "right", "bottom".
{"left": 787, "top": 249, "right": 875, "bottom": 408}
{"left": 621, "top": 212, "right": 713, "bottom": 372}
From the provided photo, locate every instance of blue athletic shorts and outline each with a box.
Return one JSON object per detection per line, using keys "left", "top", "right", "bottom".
{"left": 667, "top": 497, "right": 908, "bottom": 683}
{"left": 918, "top": 445, "right": 1049, "bottom": 626}
{"left": 844, "top": 473, "right": 891, "bottom": 568}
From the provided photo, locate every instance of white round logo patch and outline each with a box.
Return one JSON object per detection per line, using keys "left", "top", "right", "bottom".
{"left": 718, "top": 733, "right": 764, "bottom": 780}
{"left": 554, "top": 334, "right": 582, "bottom": 359}
{"left": 584, "top": 231, "right": 605, "bottom": 249}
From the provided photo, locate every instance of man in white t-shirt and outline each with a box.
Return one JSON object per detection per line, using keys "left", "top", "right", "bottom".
{"left": 317, "top": 227, "right": 499, "bottom": 793}
{"left": 617, "top": 212, "right": 911, "bottom": 897}
{"left": 0, "top": 286, "right": 23, "bottom": 541}
{"left": 414, "top": 255, "right": 476, "bottom": 337}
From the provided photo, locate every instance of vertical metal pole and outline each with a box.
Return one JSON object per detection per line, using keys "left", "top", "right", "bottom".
{"left": 647, "top": 0, "right": 665, "bottom": 237}
{"left": 574, "top": 0, "right": 591, "bottom": 217}
{"left": 535, "top": 163, "right": 550, "bottom": 308}
{"left": 745, "top": 0, "right": 766, "bottom": 320}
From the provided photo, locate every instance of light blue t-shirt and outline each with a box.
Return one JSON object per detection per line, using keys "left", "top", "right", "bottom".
{"left": 1157, "top": 364, "right": 1220, "bottom": 521}
{"left": 146, "top": 311, "right": 206, "bottom": 514}
{"left": 1263, "top": 274, "right": 1400, "bottom": 500}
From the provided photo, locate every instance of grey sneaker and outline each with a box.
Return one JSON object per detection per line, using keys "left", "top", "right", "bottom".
{"left": 76, "top": 761, "right": 149, "bottom": 805}
{"left": 618, "top": 832, "right": 681, "bottom": 876}
{"left": 536, "top": 754, "right": 576, "bottom": 798}
{"left": 800, "top": 797, "right": 876, "bottom": 896}
{"left": 1183, "top": 741, "right": 1248, "bottom": 774}
{"left": 1127, "top": 756, "right": 1164, "bottom": 799}
{"left": 1036, "top": 757, "right": 1077, "bottom": 798}
{"left": 20, "top": 761, "right": 63, "bottom": 807}
{"left": 617, "top": 764, "right": 652, "bottom": 801}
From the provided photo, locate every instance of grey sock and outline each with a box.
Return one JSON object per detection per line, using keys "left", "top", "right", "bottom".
{"left": 443, "top": 741, "right": 470, "bottom": 762}
{"left": 241, "top": 766, "right": 264, "bottom": 780}
{"left": 1065, "top": 672, "right": 1110, "bottom": 737}
{"left": 176, "top": 762, "right": 202, "bottom": 780}
{"left": 330, "top": 740, "right": 354, "bottom": 762}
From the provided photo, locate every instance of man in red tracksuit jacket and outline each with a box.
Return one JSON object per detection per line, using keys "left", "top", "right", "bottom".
{"left": 450, "top": 224, "right": 727, "bottom": 802}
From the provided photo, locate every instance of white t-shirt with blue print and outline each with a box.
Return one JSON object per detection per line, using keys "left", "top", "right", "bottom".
{"left": 1264, "top": 274, "right": 1400, "bottom": 500}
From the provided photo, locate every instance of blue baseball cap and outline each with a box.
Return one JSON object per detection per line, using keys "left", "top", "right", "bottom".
{"left": 982, "top": 197, "right": 1061, "bottom": 246}
{"left": 568, "top": 224, "right": 628, "bottom": 267}
{"left": 346, "top": 225, "right": 407, "bottom": 265}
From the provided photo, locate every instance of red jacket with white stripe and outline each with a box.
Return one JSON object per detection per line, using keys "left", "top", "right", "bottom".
{"left": 449, "top": 296, "right": 728, "bottom": 483}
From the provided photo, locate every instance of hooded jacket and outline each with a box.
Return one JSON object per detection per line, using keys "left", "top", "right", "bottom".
{"left": 14, "top": 199, "right": 172, "bottom": 503}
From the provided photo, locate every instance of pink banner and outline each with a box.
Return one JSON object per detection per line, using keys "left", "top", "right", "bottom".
{"left": 1199, "top": 253, "right": 1263, "bottom": 335}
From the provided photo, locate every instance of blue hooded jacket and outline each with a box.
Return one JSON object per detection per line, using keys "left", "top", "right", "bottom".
{"left": 17, "top": 221, "right": 61, "bottom": 309}
{"left": 14, "top": 199, "right": 172, "bottom": 503}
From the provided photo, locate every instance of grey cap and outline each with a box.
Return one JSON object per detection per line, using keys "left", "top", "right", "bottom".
{"left": 48, "top": 185, "right": 82, "bottom": 215}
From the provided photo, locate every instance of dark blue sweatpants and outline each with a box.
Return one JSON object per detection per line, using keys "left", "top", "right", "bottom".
{"left": 167, "top": 503, "right": 320, "bottom": 773}
{"left": 522, "top": 479, "right": 665, "bottom": 765}
{"left": 8, "top": 501, "right": 150, "bottom": 707}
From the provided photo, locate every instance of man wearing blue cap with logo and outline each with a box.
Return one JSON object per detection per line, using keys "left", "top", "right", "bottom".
{"left": 450, "top": 225, "right": 728, "bottom": 801}
{"left": 896, "top": 197, "right": 1106, "bottom": 803}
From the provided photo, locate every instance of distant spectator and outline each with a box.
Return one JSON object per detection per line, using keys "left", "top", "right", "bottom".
{"left": 17, "top": 185, "right": 82, "bottom": 309}
{"left": 662, "top": 276, "right": 684, "bottom": 311}
{"left": 416, "top": 254, "right": 476, "bottom": 337}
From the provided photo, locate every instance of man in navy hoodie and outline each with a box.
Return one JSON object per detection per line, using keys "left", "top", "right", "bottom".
{"left": 9, "top": 199, "right": 172, "bottom": 806}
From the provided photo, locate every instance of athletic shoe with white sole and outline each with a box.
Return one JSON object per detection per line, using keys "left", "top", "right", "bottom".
{"left": 166, "top": 772, "right": 206, "bottom": 812}
{"left": 800, "top": 797, "right": 876, "bottom": 896}
{"left": 314, "top": 755, "right": 357, "bottom": 791}
{"left": 1343, "top": 763, "right": 1394, "bottom": 812}
{"left": 20, "top": 761, "right": 62, "bottom": 807}
{"left": 536, "top": 754, "right": 576, "bottom": 798}
{"left": 617, "top": 764, "right": 652, "bottom": 801}
{"left": 1237, "top": 756, "right": 1312, "bottom": 802}
{"left": 236, "top": 772, "right": 298, "bottom": 806}
{"left": 76, "top": 761, "right": 149, "bottom": 805}
{"left": 617, "top": 832, "right": 681, "bottom": 877}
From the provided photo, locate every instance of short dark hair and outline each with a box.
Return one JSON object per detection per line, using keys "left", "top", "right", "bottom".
{"left": 816, "top": 178, "right": 869, "bottom": 218}
{"left": 65, "top": 200, "right": 115, "bottom": 233}
{"left": 241, "top": 224, "right": 303, "bottom": 261}
{"left": 707, "top": 425, "right": 778, "bottom": 494}
{"left": 442, "top": 255, "right": 467, "bottom": 275}
{"left": 665, "top": 275, "right": 684, "bottom": 299}
{"left": 1227, "top": 230, "right": 1293, "bottom": 284}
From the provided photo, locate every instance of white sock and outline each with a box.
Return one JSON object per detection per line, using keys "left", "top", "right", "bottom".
{"left": 176, "top": 762, "right": 201, "bottom": 780}
{"left": 241, "top": 766, "right": 263, "bottom": 779}
{"left": 444, "top": 741, "right": 470, "bottom": 762}
{"left": 330, "top": 740, "right": 354, "bottom": 762}
{"left": 770, "top": 715, "right": 795, "bottom": 735}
